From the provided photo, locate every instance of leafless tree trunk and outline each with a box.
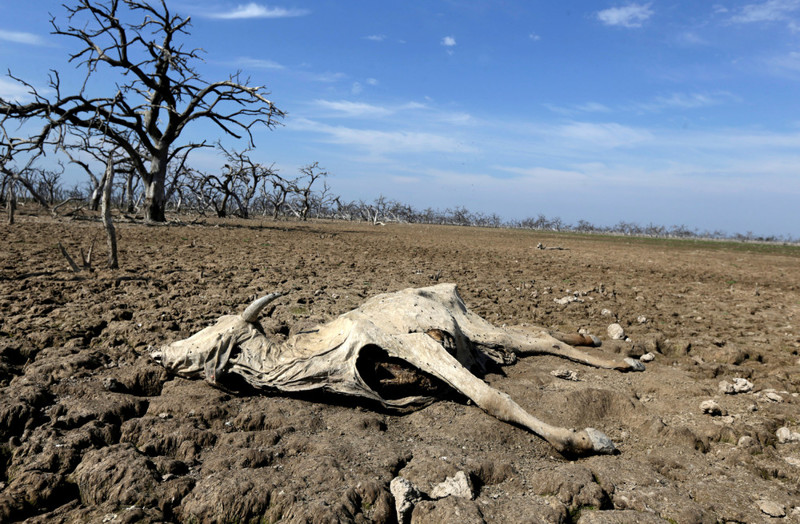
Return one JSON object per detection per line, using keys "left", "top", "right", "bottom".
{"left": 1, "top": 0, "right": 284, "bottom": 222}
{"left": 101, "top": 155, "right": 118, "bottom": 269}
{"left": 7, "top": 179, "right": 15, "bottom": 225}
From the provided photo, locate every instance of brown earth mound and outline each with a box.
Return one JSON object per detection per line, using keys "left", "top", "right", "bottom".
{"left": 2, "top": 211, "right": 799, "bottom": 522}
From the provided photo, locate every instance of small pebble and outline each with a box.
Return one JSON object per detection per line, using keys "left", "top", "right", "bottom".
{"left": 640, "top": 352, "right": 655, "bottom": 362}
{"left": 608, "top": 323, "right": 625, "bottom": 340}
{"left": 551, "top": 369, "right": 579, "bottom": 381}
{"left": 700, "top": 400, "right": 723, "bottom": 416}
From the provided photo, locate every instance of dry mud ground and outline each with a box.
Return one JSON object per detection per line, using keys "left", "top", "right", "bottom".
{"left": 2, "top": 212, "right": 800, "bottom": 523}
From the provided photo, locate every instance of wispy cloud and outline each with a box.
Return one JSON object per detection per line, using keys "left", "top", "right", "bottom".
{"left": 556, "top": 122, "right": 653, "bottom": 148}
{"left": 674, "top": 31, "right": 707, "bottom": 45}
{"left": 544, "top": 101, "right": 612, "bottom": 116}
{"left": 313, "top": 100, "right": 428, "bottom": 119}
{"left": 234, "top": 57, "right": 285, "bottom": 69}
{"left": 596, "top": 3, "right": 654, "bottom": 28}
{"left": 547, "top": 92, "right": 736, "bottom": 115}
{"left": 365, "top": 34, "right": 386, "bottom": 41}
{"left": 441, "top": 36, "right": 457, "bottom": 47}
{"left": 206, "top": 3, "right": 310, "bottom": 19}
{"left": 0, "top": 29, "right": 47, "bottom": 46}
{"left": 291, "top": 118, "right": 474, "bottom": 155}
{"left": 637, "top": 91, "right": 739, "bottom": 111}
{"left": 729, "top": 0, "right": 800, "bottom": 23}
{"left": 529, "top": 32, "right": 541, "bottom": 41}
{"left": 315, "top": 100, "right": 392, "bottom": 118}
{"left": 0, "top": 78, "right": 34, "bottom": 102}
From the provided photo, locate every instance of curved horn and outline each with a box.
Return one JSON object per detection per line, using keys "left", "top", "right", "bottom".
{"left": 241, "top": 292, "right": 283, "bottom": 323}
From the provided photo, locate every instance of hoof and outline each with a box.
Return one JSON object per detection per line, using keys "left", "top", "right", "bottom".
{"left": 624, "top": 357, "right": 645, "bottom": 372}
{"left": 585, "top": 427, "right": 618, "bottom": 454}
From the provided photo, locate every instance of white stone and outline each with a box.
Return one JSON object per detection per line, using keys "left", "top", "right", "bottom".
{"left": 637, "top": 315, "right": 647, "bottom": 324}
{"left": 719, "top": 378, "right": 753, "bottom": 394}
{"left": 430, "top": 471, "right": 475, "bottom": 500}
{"left": 390, "top": 477, "right": 424, "bottom": 523}
{"left": 551, "top": 369, "right": 579, "bottom": 381}
{"left": 554, "top": 295, "right": 583, "bottom": 305}
{"left": 600, "top": 308, "right": 613, "bottom": 317}
{"left": 640, "top": 352, "right": 655, "bottom": 362}
{"left": 758, "top": 499, "right": 786, "bottom": 517}
{"left": 777, "top": 427, "right": 800, "bottom": 444}
{"left": 700, "top": 400, "right": 723, "bottom": 416}
{"left": 607, "top": 323, "right": 625, "bottom": 340}
{"left": 765, "top": 392, "right": 783, "bottom": 402}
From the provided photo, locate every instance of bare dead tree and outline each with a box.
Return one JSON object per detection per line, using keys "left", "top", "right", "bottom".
{"left": 6, "top": 178, "right": 15, "bottom": 224}
{"left": 262, "top": 173, "right": 294, "bottom": 219}
{"left": 289, "top": 162, "right": 328, "bottom": 221}
{"left": 215, "top": 144, "right": 275, "bottom": 219}
{"left": 101, "top": 154, "right": 118, "bottom": 268}
{"left": 0, "top": 0, "right": 284, "bottom": 222}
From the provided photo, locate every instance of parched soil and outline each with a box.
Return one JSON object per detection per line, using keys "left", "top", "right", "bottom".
{"left": 2, "top": 210, "right": 800, "bottom": 523}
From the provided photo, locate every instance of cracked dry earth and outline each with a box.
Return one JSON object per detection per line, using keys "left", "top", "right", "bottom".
{"left": 2, "top": 212, "right": 800, "bottom": 523}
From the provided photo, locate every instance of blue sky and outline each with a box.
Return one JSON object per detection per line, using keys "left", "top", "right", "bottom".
{"left": 2, "top": 1, "right": 800, "bottom": 236}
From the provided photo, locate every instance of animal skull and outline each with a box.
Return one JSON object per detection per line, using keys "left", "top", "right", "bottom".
{"left": 152, "top": 283, "right": 644, "bottom": 456}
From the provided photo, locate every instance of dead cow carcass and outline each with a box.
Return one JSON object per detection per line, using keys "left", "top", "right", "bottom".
{"left": 152, "top": 283, "right": 644, "bottom": 456}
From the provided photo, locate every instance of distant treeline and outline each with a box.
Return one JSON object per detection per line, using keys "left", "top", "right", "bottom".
{"left": 1, "top": 171, "right": 796, "bottom": 245}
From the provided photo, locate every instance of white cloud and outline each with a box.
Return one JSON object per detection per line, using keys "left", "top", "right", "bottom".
{"left": 634, "top": 91, "right": 739, "bottom": 111}
{"left": 291, "top": 118, "right": 474, "bottom": 155}
{"left": 0, "top": 78, "right": 33, "bottom": 102}
{"left": 313, "top": 100, "right": 428, "bottom": 118}
{"left": 556, "top": 122, "right": 653, "bottom": 148}
{"left": 351, "top": 82, "right": 363, "bottom": 95}
{"left": 366, "top": 78, "right": 379, "bottom": 86}
{"left": 365, "top": 34, "right": 386, "bottom": 41}
{"left": 0, "top": 29, "right": 47, "bottom": 46}
{"left": 769, "top": 50, "right": 800, "bottom": 71}
{"left": 596, "top": 3, "right": 654, "bottom": 28}
{"left": 206, "top": 3, "right": 310, "bottom": 19}
{"left": 441, "top": 36, "right": 457, "bottom": 47}
{"left": 544, "top": 101, "right": 611, "bottom": 115}
{"left": 729, "top": 0, "right": 800, "bottom": 23}
{"left": 675, "top": 31, "right": 707, "bottom": 45}
{"left": 529, "top": 33, "right": 541, "bottom": 41}
{"left": 234, "top": 57, "right": 285, "bottom": 69}
{"left": 309, "top": 71, "right": 347, "bottom": 83}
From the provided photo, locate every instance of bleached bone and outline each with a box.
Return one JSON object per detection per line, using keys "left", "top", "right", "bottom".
{"left": 152, "top": 283, "right": 644, "bottom": 456}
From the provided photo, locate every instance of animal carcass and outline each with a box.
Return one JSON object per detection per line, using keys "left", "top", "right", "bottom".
{"left": 152, "top": 283, "right": 644, "bottom": 456}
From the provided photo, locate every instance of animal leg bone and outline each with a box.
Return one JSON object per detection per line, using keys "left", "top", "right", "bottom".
{"left": 394, "top": 332, "right": 617, "bottom": 455}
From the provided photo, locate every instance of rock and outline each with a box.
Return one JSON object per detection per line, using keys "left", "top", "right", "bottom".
{"left": 551, "top": 369, "right": 579, "bottom": 381}
{"left": 607, "top": 323, "right": 625, "bottom": 340}
{"left": 757, "top": 499, "right": 785, "bottom": 517}
{"left": 391, "top": 476, "right": 425, "bottom": 524}
{"left": 636, "top": 315, "right": 647, "bottom": 324}
{"left": 430, "top": 471, "right": 475, "bottom": 500}
{"left": 555, "top": 295, "right": 583, "bottom": 305}
{"left": 777, "top": 427, "right": 800, "bottom": 443}
{"left": 639, "top": 352, "right": 655, "bottom": 362}
{"left": 700, "top": 400, "right": 724, "bottom": 416}
{"left": 719, "top": 378, "right": 753, "bottom": 394}
{"left": 600, "top": 309, "right": 613, "bottom": 317}
{"left": 764, "top": 391, "right": 783, "bottom": 402}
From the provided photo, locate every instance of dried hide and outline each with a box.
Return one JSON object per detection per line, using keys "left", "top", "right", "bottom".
{"left": 152, "top": 283, "right": 645, "bottom": 456}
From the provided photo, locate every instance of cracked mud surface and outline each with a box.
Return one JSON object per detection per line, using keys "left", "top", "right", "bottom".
{"left": 2, "top": 212, "right": 800, "bottom": 523}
